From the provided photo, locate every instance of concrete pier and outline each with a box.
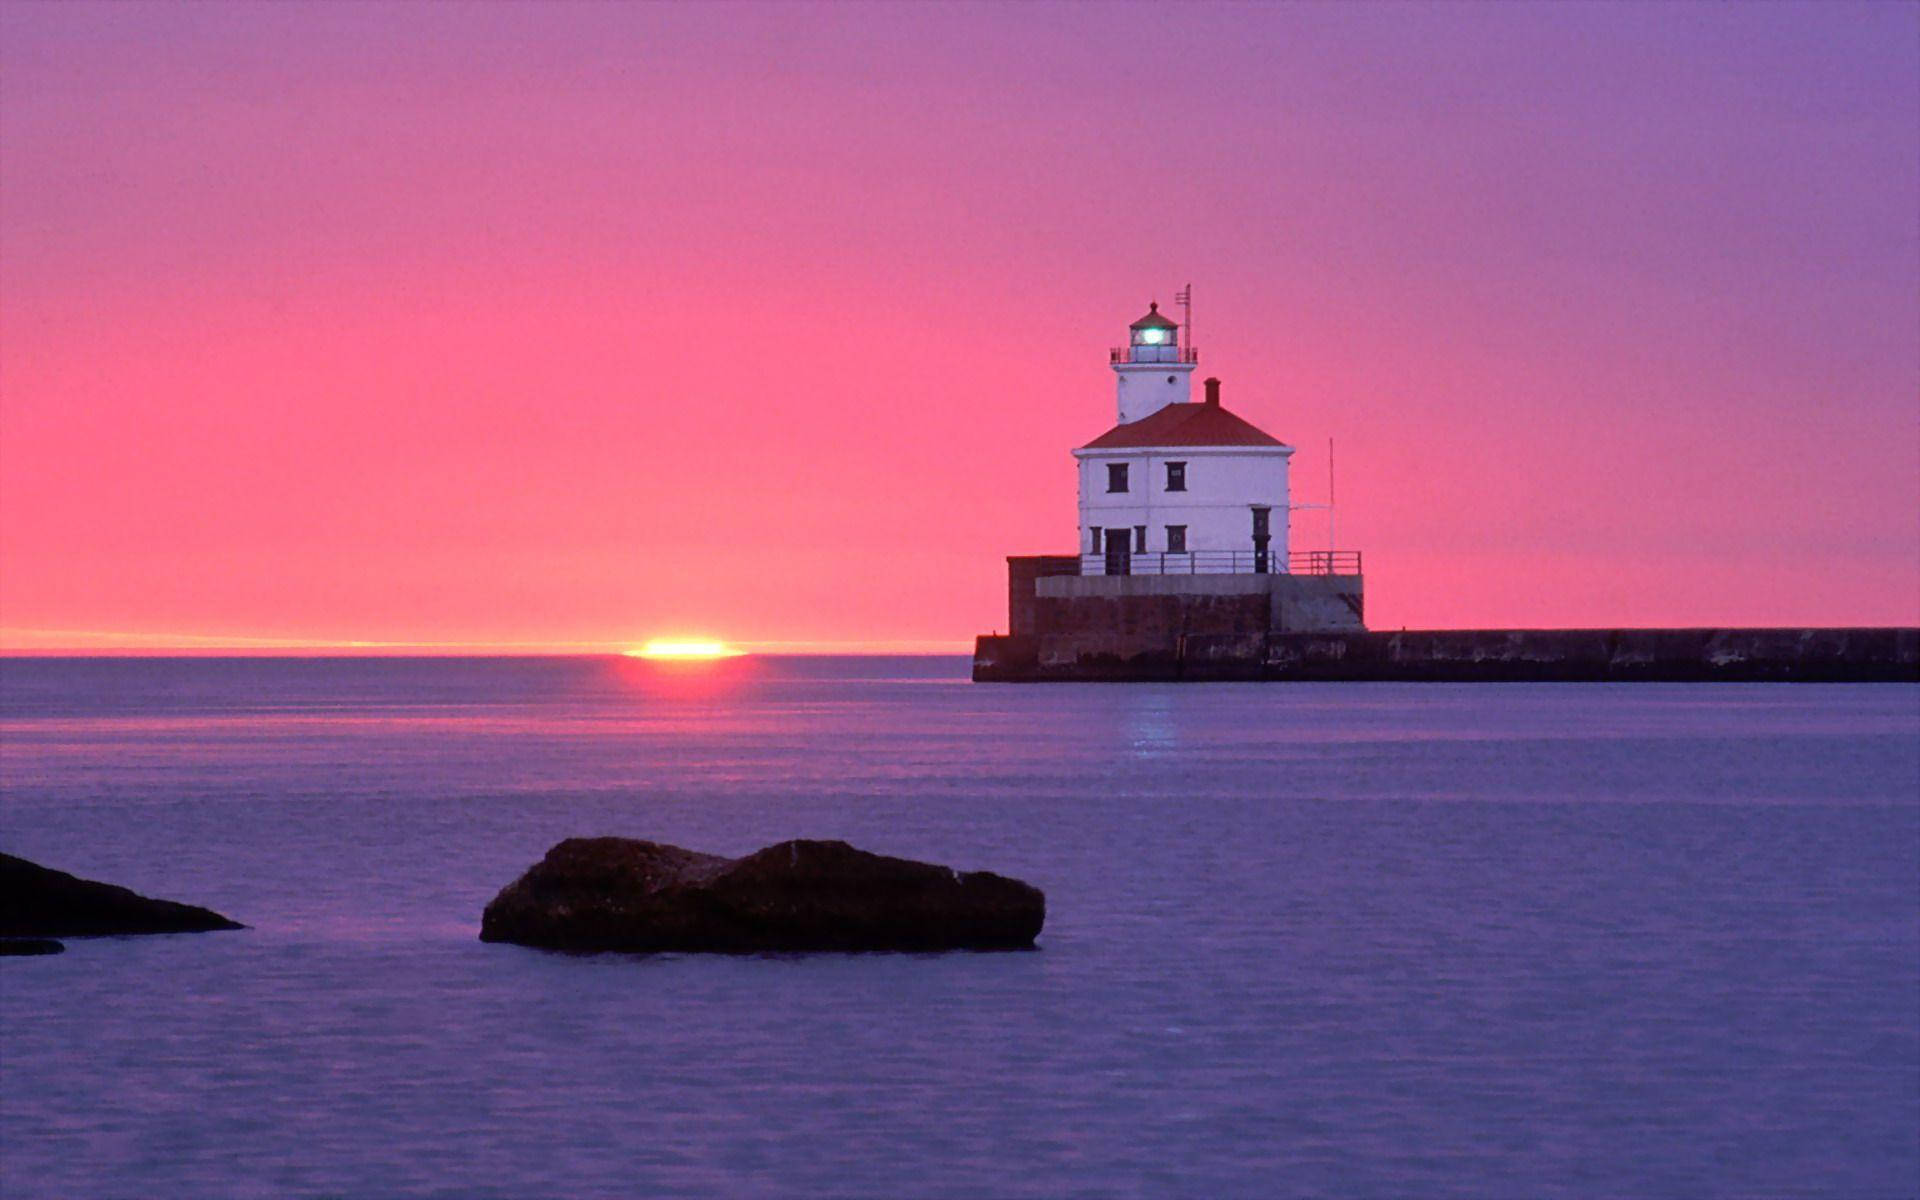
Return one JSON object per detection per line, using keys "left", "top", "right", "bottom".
{"left": 973, "top": 626, "right": 1920, "bottom": 683}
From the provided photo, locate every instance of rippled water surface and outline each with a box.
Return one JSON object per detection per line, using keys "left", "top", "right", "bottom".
{"left": 2, "top": 657, "right": 1916, "bottom": 1198}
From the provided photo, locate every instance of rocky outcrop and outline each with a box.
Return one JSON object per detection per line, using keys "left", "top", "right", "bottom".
{"left": 481, "top": 837, "right": 1045, "bottom": 953}
{"left": 0, "top": 853, "right": 244, "bottom": 937}
{"left": 0, "top": 938, "right": 65, "bottom": 956}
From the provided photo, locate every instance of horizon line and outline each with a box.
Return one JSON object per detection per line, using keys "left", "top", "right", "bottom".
{"left": 0, "top": 649, "right": 975, "bottom": 658}
{"left": 0, "top": 628, "right": 973, "bottom": 657}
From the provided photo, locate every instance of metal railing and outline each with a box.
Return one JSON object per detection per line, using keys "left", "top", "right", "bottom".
{"left": 1289, "top": 550, "right": 1363, "bottom": 575}
{"left": 1078, "top": 550, "right": 1362, "bottom": 577}
{"left": 1109, "top": 345, "right": 1200, "bottom": 365}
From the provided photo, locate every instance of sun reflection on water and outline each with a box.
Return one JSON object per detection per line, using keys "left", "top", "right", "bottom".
{"left": 611, "top": 641, "right": 756, "bottom": 701}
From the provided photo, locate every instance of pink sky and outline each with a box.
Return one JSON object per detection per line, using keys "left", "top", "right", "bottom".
{"left": 3, "top": 2, "right": 1916, "bottom": 652}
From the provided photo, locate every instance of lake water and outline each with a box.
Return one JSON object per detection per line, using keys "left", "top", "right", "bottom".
{"left": 2, "top": 656, "right": 1916, "bottom": 1198}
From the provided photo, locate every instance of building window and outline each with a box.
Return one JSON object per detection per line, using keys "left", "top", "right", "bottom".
{"left": 1166, "top": 462, "right": 1186, "bottom": 492}
{"left": 1166, "top": 525, "right": 1186, "bottom": 553}
{"left": 1133, "top": 526, "right": 1146, "bottom": 553}
{"left": 1089, "top": 526, "right": 1102, "bottom": 553}
{"left": 1106, "top": 463, "right": 1129, "bottom": 493}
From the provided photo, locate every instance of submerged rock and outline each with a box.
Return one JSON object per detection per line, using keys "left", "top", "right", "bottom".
{"left": 0, "top": 938, "right": 65, "bottom": 956}
{"left": 481, "top": 837, "right": 1045, "bottom": 953}
{"left": 0, "top": 853, "right": 244, "bottom": 938}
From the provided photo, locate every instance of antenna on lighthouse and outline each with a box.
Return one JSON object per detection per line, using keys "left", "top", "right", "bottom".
{"left": 1174, "top": 283, "right": 1192, "bottom": 353}
{"left": 1328, "top": 437, "right": 1337, "bottom": 554}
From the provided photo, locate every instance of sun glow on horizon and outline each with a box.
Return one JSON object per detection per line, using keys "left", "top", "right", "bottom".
{"left": 626, "top": 639, "right": 744, "bottom": 661}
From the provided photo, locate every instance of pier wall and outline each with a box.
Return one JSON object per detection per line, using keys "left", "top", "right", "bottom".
{"left": 973, "top": 627, "right": 1920, "bottom": 683}
{"left": 1032, "top": 572, "right": 1361, "bottom": 638}
{"left": 1005, "top": 556, "right": 1081, "bottom": 637}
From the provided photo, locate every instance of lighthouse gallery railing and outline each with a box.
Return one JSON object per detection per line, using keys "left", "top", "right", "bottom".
{"left": 1109, "top": 345, "right": 1201, "bottom": 365}
{"left": 1078, "top": 550, "right": 1362, "bottom": 577}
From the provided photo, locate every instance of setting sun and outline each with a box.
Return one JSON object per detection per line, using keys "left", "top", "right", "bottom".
{"left": 626, "top": 639, "right": 743, "bottom": 660}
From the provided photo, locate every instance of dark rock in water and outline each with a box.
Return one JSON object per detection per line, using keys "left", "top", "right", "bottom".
{"left": 481, "top": 837, "right": 1045, "bottom": 953}
{"left": 0, "top": 853, "right": 244, "bottom": 937}
{"left": 0, "top": 938, "right": 65, "bottom": 956}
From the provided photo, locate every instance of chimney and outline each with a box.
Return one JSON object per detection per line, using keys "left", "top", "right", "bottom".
{"left": 1204, "top": 377, "right": 1220, "bottom": 406}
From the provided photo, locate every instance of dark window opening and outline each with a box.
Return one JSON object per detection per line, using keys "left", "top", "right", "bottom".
{"left": 1106, "top": 463, "right": 1129, "bottom": 493}
{"left": 1165, "top": 461, "right": 1186, "bottom": 492}
{"left": 1166, "top": 525, "right": 1187, "bottom": 553}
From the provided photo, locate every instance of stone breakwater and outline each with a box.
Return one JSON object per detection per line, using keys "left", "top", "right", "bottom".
{"left": 974, "top": 627, "right": 1920, "bottom": 683}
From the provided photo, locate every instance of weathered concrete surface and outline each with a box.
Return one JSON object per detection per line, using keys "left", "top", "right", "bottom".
{"left": 975, "top": 627, "right": 1920, "bottom": 682}
{"left": 993, "top": 556, "right": 1366, "bottom": 673}
{"left": 1271, "top": 576, "right": 1365, "bottom": 633}
{"left": 1036, "top": 591, "right": 1269, "bottom": 668}
{"left": 0, "top": 853, "right": 245, "bottom": 937}
{"left": 1033, "top": 572, "right": 1364, "bottom": 633}
{"left": 1005, "top": 555, "right": 1080, "bottom": 637}
{"left": 481, "top": 837, "right": 1045, "bottom": 953}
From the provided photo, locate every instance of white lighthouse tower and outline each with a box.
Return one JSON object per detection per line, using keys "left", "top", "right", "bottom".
{"left": 1112, "top": 302, "right": 1195, "bottom": 423}
{"left": 1076, "top": 302, "right": 1296, "bottom": 576}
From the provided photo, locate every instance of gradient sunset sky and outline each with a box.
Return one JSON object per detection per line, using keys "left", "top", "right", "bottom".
{"left": 3, "top": 1, "right": 1916, "bottom": 652}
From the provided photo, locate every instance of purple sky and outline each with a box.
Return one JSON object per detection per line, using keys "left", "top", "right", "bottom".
{"left": 2, "top": 2, "right": 1915, "bottom": 649}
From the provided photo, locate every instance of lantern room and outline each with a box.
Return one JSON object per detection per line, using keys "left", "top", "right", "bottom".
{"left": 1127, "top": 303, "right": 1181, "bottom": 361}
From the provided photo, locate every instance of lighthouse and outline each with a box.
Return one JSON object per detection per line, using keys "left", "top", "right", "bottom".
{"left": 975, "top": 296, "right": 1366, "bottom": 680}
{"left": 974, "top": 298, "right": 1919, "bottom": 683}
{"left": 1080, "top": 302, "right": 1294, "bottom": 576}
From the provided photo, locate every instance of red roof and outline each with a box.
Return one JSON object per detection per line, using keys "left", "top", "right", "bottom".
{"left": 1129, "top": 302, "right": 1179, "bottom": 330}
{"left": 1079, "top": 402, "right": 1287, "bottom": 450}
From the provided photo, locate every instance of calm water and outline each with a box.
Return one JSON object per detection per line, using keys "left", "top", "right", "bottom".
{"left": 1, "top": 657, "right": 1916, "bottom": 1199}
